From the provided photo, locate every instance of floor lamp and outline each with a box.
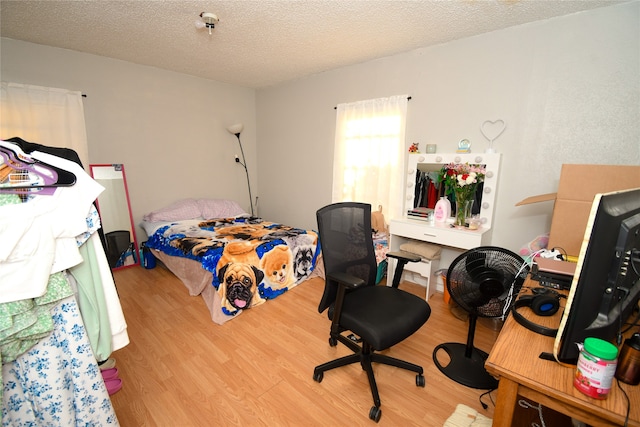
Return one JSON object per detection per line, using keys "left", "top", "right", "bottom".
{"left": 227, "top": 123, "right": 255, "bottom": 216}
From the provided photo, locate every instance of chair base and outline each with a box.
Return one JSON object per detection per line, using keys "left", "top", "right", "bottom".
{"left": 432, "top": 342, "right": 498, "bottom": 390}
{"left": 313, "top": 337, "right": 425, "bottom": 422}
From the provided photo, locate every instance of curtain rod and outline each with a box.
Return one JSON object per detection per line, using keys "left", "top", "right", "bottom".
{"left": 334, "top": 96, "right": 411, "bottom": 110}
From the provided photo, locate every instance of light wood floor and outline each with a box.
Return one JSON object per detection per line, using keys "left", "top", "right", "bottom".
{"left": 109, "top": 264, "right": 502, "bottom": 426}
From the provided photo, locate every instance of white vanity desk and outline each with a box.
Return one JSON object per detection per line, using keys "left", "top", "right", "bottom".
{"left": 388, "top": 153, "right": 501, "bottom": 300}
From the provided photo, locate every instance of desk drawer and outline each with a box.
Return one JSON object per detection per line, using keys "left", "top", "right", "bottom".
{"left": 390, "top": 219, "right": 485, "bottom": 250}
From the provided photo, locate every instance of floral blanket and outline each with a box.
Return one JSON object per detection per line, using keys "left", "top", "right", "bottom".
{"left": 146, "top": 216, "right": 319, "bottom": 319}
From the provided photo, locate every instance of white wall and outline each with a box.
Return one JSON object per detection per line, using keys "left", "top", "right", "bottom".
{"left": 256, "top": 2, "right": 640, "bottom": 254}
{"left": 1, "top": 2, "right": 638, "bottom": 256}
{"left": 0, "top": 38, "right": 257, "bottom": 242}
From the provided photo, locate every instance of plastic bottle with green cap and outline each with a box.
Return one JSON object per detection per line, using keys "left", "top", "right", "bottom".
{"left": 574, "top": 337, "right": 618, "bottom": 399}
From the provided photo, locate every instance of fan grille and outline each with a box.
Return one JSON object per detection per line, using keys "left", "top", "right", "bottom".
{"left": 447, "top": 246, "right": 527, "bottom": 318}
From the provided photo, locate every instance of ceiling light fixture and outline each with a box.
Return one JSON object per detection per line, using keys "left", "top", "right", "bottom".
{"left": 195, "top": 12, "right": 219, "bottom": 35}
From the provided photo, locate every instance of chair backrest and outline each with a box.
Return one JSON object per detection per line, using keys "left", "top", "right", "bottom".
{"left": 316, "top": 202, "right": 378, "bottom": 313}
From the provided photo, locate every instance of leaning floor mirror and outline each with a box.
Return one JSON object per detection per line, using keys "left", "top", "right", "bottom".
{"left": 90, "top": 164, "right": 139, "bottom": 270}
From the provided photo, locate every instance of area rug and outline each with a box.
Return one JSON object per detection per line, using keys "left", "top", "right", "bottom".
{"left": 443, "top": 404, "right": 492, "bottom": 427}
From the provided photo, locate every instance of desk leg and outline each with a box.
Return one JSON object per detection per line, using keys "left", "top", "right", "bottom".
{"left": 492, "top": 378, "right": 519, "bottom": 427}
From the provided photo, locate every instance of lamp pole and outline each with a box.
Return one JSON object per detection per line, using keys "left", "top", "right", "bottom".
{"left": 228, "top": 124, "right": 254, "bottom": 216}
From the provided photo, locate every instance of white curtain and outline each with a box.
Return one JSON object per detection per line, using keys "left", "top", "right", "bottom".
{"left": 0, "top": 82, "right": 89, "bottom": 168}
{"left": 332, "top": 95, "right": 408, "bottom": 220}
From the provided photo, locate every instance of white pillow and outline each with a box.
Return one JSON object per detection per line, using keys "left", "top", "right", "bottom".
{"left": 140, "top": 220, "right": 177, "bottom": 237}
{"left": 143, "top": 198, "right": 201, "bottom": 222}
{"left": 198, "top": 199, "right": 247, "bottom": 219}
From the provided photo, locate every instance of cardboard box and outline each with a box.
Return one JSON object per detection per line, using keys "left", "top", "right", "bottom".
{"left": 517, "top": 164, "right": 640, "bottom": 257}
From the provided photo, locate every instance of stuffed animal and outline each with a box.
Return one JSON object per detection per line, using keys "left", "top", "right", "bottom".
{"left": 371, "top": 205, "right": 387, "bottom": 234}
{"left": 519, "top": 233, "right": 549, "bottom": 262}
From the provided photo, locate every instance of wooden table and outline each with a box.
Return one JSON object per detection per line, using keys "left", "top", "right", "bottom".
{"left": 485, "top": 277, "right": 640, "bottom": 427}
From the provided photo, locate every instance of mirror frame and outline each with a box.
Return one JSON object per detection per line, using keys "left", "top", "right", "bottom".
{"left": 90, "top": 164, "right": 139, "bottom": 270}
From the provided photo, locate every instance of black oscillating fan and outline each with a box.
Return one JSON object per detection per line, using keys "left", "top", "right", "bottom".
{"left": 433, "top": 246, "right": 528, "bottom": 389}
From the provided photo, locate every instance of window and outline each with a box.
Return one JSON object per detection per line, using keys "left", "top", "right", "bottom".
{"left": 0, "top": 82, "right": 88, "bottom": 167}
{"left": 332, "top": 95, "right": 408, "bottom": 220}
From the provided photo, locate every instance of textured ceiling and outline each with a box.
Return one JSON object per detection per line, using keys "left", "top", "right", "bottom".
{"left": 0, "top": 0, "right": 624, "bottom": 88}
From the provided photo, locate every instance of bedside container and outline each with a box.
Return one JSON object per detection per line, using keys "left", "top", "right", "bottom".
{"left": 141, "top": 242, "right": 156, "bottom": 269}
{"left": 436, "top": 269, "right": 451, "bottom": 305}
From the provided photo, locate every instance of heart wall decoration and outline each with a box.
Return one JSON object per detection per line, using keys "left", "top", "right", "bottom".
{"left": 480, "top": 119, "right": 506, "bottom": 153}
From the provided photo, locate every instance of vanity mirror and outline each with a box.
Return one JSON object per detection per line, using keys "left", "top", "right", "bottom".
{"left": 90, "top": 164, "right": 139, "bottom": 270}
{"left": 405, "top": 153, "right": 501, "bottom": 229}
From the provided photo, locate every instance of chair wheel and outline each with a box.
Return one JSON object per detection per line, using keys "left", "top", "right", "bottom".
{"left": 369, "top": 406, "right": 381, "bottom": 422}
{"left": 329, "top": 337, "right": 338, "bottom": 346}
{"left": 313, "top": 371, "right": 323, "bottom": 383}
{"left": 416, "top": 374, "right": 425, "bottom": 387}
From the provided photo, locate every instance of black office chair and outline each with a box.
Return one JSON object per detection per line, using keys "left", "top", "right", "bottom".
{"left": 313, "top": 202, "right": 431, "bottom": 422}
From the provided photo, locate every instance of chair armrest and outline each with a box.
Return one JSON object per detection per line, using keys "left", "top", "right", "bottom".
{"left": 386, "top": 250, "right": 421, "bottom": 263}
{"left": 386, "top": 250, "right": 421, "bottom": 289}
{"left": 327, "top": 271, "right": 365, "bottom": 338}
{"left": 327, "top": 271, "right": 366, "bottom": 289}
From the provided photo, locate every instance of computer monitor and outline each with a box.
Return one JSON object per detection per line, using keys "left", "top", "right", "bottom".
{"left": 554, "top": 187, "right": 640, "bottom": 364}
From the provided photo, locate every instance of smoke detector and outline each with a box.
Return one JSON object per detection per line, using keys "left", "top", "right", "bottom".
{"left": 196, "top": 12, "right": 219, "bottom": 35}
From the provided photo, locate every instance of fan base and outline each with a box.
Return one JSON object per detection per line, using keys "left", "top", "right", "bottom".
{"left": 433, "top": 342, "right": 498, "bottom": 390}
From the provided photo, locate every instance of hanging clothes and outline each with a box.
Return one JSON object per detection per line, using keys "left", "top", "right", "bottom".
{"left": 2, "top": 295, "right": 119, "bottom": 426}
{"left": 413, "top": 170, "right": 442, "bottom": 209}
{"left": 0, "top": 271, "right": 74, "bottom": 363}
{"left": 0, "top": 139, "right": 123, "bottom": 425}
{"left": 69, "top": 232, "right": 130, "bottom": 359}
{"left": 7, "top": 136, "right": 110, "bottom": 257}
{"left": 425, "top": 175, "right": 439, "bottom": 209}
{"left": 414, "top": 170, "right": 425, "bottom": 208}
{"left": 0, "top": 141, "right": 103, "bottom": 301}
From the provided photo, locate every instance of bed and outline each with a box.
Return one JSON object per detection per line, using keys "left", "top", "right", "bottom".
{"left": 141, "top": 198, "right": 321, "bottom": 324}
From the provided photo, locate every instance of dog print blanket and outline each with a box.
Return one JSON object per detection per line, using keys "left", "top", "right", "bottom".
{"left": 146, "top": 216, "right": 319, "bottom": 321}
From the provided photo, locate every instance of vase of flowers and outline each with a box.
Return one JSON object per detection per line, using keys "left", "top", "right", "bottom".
{"left": 453, "top": 194, "right": 474, "bottom": 227}
{"left": 438, "top": 162, "right": 486, "bottom": 227}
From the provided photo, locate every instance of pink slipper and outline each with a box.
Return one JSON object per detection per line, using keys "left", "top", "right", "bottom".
{"left": 101, "top": 368, "right": 119, "bottom": 380}
{"left": 105, "top": 378, "right": 122, "bottom": 395}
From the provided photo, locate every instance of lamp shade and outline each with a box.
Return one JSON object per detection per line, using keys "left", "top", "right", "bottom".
{"left": 227, "top": 123, "right": 244, "bottom": 135}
